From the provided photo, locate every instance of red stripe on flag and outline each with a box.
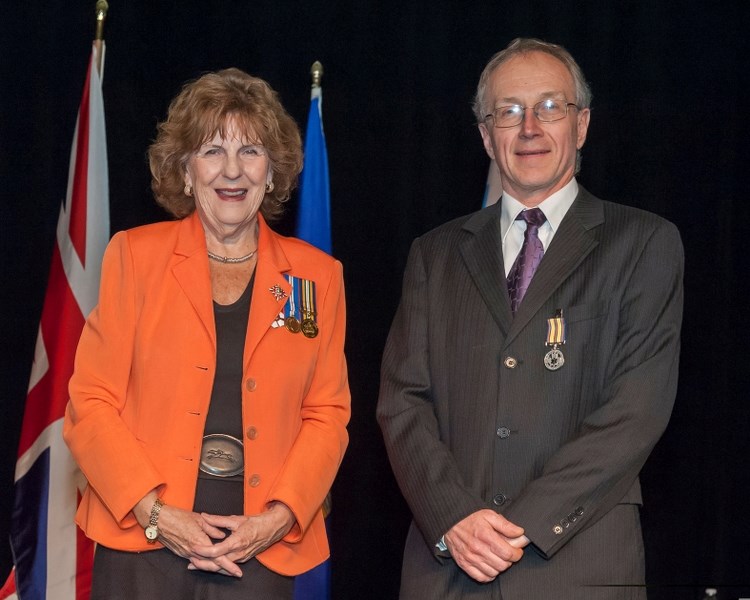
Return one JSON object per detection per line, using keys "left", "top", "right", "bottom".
{"left": 16, "top": 230, "right": 85, "bottom": 458}
{"left": 0, "top": 570, "right": 16, "bottom": 599}
{"left": 68, "top": 60, "right": 92, "bottom": 266}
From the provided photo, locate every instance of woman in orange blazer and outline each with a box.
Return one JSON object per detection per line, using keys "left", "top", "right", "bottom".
{"left": 63, "top": 68, "right": 350, "bottom": 599}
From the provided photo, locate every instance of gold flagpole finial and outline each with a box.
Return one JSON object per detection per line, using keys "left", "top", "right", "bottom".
{"left": 311, "top": 61, "right": 323, "bottom": 88}
{"left": 95, "top": 0, "right": 109, "bottom": 41}
{"left": 93, "top": 0, "right": 109, "bottom": 76}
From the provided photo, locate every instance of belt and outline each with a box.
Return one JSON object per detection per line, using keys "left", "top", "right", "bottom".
{"left": 199, "top": 434, "right": 244, "bottom": 478}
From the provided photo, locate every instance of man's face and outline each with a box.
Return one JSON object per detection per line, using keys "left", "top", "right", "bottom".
{"left": 478, "top": 51, "right": 590, "bottom": 207}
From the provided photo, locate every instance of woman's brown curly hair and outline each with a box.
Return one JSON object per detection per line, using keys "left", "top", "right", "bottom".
{"left": 148, "top": 68, "right": 303, "bottom": 220}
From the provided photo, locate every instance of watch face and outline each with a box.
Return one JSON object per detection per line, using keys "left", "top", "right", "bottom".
{"left": 145, "top": 526, "right": 158, "bottom": 540}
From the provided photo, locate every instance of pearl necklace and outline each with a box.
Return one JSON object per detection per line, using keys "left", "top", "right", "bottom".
{"left": 207, "top": 249, "right": 257, "bottom": 264}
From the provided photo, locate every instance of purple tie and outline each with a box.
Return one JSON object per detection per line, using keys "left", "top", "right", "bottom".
{"left": 507, "top": 208, "right": 546, "bottom": 313}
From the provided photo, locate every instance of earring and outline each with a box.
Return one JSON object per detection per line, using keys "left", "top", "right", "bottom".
{"left": 184, "top": 183, "right": 193, "bottom": 197}
{"left": 265, "top": 181, "right": 274, "bottom": 193}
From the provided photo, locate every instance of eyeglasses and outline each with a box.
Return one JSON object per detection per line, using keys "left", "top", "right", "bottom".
{"left": 484, "top": 99, "right": 579, "bottom": 128}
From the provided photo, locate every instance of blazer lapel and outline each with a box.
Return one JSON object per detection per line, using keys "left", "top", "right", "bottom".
{"left": 505, "top": 188, "right": 604, "bottom": 345}
{"left": 459, "top": 206, "right": 513, "bottom": 337}
{"left": 172, "top": 213, "right": 216, "bottom": 348}
{"left": 244, "top": 215, "right": 292, "bottom": 367}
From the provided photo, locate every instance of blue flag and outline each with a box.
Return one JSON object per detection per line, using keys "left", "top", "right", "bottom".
{"left": 293, "top": 82, "right": 332, "bottom": 600}
{"left": 296, "top": 85, "right": 331, "bottom": 253}
{"left": 481, "top": 159, "right": 503, "bottom": 208}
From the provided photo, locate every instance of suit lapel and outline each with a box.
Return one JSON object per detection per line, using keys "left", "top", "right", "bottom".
{"left": 244, "top": 215, "right": 292, "bottom": 367}
{"left": 172, "top": 213, "right": 216, "bottom": 348}
{"left": 459, "top": 206, "right": 513, "bottom": 337}
{"left": 505, "top": 188, "right": 604, "bottom": 345}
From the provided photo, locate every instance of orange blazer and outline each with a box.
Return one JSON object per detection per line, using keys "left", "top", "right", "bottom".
{"left": 64, "top": 212, "right": 350, "bottom": 575}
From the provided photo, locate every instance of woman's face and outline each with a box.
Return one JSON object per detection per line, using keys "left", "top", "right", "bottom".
{"left": 185, "top": 115, "right": 271, "bottom": 240}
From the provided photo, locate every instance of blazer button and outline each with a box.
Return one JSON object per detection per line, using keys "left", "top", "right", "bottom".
{"left": 553, "top": 525, "right": 563, "bottom": 535}
{"left": 561, "top": 518, "right": 570, "bottom": 528}
{"left": 503, "top": 356, "right": 517, "bottom": 369}
{"left": 248, "top": 474, "right": 261, "bottom": 487}
{"left": 575, "top": 506, "right": 584, "bottom": 516}
{"left": 245, "top": 378, "right": 257, "bottom": 392}
{"left": 246, "top": 426, "right": 258, "bottom": 440}
{"left": 492, "top": 493, "right": 508, "bottom": 506}
{"left": 496, "top": 426, "right": 511, "bottom": 439}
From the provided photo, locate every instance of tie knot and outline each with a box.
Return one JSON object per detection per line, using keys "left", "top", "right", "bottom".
{"left": 517, "top": 207, "right": 546, "bottom": 228}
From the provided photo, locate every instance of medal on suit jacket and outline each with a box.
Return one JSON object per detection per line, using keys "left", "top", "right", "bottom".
{"left": 269, "top": 284, "right": 287, "bottom": 302}
{"left": 544, "top": 309, "right": 566, "bottom": 371}
{"left": 299, "top": 278, "right": 319, "bottom": 339}
{"left": 283, "top": 274, "right": 319, "bottom": 338}
{"left": 283, "top": 275, "right": 302, "bottom": 333}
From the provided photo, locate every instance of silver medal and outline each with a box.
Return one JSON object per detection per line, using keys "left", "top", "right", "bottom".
{"left": 544, "top": 346, "right": 565, "bottom": 371}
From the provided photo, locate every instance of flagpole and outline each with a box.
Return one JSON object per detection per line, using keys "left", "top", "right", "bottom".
{"left": 292, "top": 62, "right": 332, "bottom": 597}
{"left": 94, "top": 0, "right": 108, "bottom": 76}
{"left": 306, "top": 56, "right": 332, "bottom": 512}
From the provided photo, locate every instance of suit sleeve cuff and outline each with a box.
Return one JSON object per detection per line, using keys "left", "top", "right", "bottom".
{"left": 435, "top": 535, "right": 448, "bottom": 552}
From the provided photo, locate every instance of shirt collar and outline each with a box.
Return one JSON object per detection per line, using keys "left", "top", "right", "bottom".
{"left": 500, "top": 178, "right": 579, "bottom": 243}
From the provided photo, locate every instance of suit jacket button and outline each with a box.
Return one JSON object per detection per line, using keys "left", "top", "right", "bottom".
{"left": 568, "top": 513, "right": 577, "bottom": 522}
{"left": 246, "top": 426, "right": 258, "bottom": 440}
{"left": 492, "top": 493, "right": 508, "bottom": 506}
{"left": 561, "top": 518, "right": 570, "bottom": 528}
{"left": 245, "top": 378, "right": 257, "bottom": 392}
{"left": 496, "top": 427, "right": 511, "bottom": 439}
{"left": 248, "top": 474, "right": 261, "bottom": 487}
{"left": 503, "top": 356, "right": 517, "bottom": 369}
{"left": 575, "top": 506, "right": 584, "bottom": 516}
{"left": 553, "top": 525, "right": 563, "bottom": 535}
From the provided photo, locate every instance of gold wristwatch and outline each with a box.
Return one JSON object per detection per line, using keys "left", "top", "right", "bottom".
{"left": 144, "top": 497, "right": 164, "bottom": 543}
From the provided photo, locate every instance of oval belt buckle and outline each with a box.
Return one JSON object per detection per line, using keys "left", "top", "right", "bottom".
{"left": 199, "top": 433, "right": 244, "bottom": 477}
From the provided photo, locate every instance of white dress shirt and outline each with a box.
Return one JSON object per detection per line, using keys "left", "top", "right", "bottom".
{"left": 500, "top": 179, "right": 579, "bottom": 276}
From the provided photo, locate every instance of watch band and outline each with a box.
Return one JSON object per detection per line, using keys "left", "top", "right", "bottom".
{"left": 144, "top": 497, "right": 164, "bottom": 544}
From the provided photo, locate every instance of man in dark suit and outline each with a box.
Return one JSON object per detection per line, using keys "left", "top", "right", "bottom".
{"left": 377, "top": 38, "right": 683, "bottom": 599}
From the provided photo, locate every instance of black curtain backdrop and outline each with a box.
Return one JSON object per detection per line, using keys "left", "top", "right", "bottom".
{"left": 1, "top": 2, "right": 747, "bottom": 599}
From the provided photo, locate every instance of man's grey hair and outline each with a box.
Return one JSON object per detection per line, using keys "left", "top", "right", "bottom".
{"left": 472, "top": 37, "right": 592, "bottom": 124}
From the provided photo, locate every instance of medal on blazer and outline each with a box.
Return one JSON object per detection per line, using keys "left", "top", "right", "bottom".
{"left": 544, "top": 309, "right": 566, "bottom": 371}
{"left": 301, "top": 318, "right": 318, "bottom": 338}
{"left": 283, "top": 275, "right": 302, "bottom": 333}
{"left": 285, "top": 316, "right": 302, "bottom": 333}
{"left": 299, "top": 278, "right": 319, "bottom": 339}
{"left": 283, "top": 275, "right": 319, "bottom": 338}
{"left": 269, "top": 284, "right": 287, "bottom": 301}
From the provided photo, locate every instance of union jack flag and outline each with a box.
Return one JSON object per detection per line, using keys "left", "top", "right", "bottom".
{"left": 2, "top": 44, "right": 109, "bottom": 600}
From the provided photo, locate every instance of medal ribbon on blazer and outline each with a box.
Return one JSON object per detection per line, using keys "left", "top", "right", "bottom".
{"left": 283, "top": 274, "right": 302, "bottom": 333}
{"left": 544, "top": 309, "right": 566, "bottom": 371}
{"left": 299, "top": 278, "right": 319, "bottom": 338}
{"left": 282, "top": 275, "right": 319, "bottom": 338}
